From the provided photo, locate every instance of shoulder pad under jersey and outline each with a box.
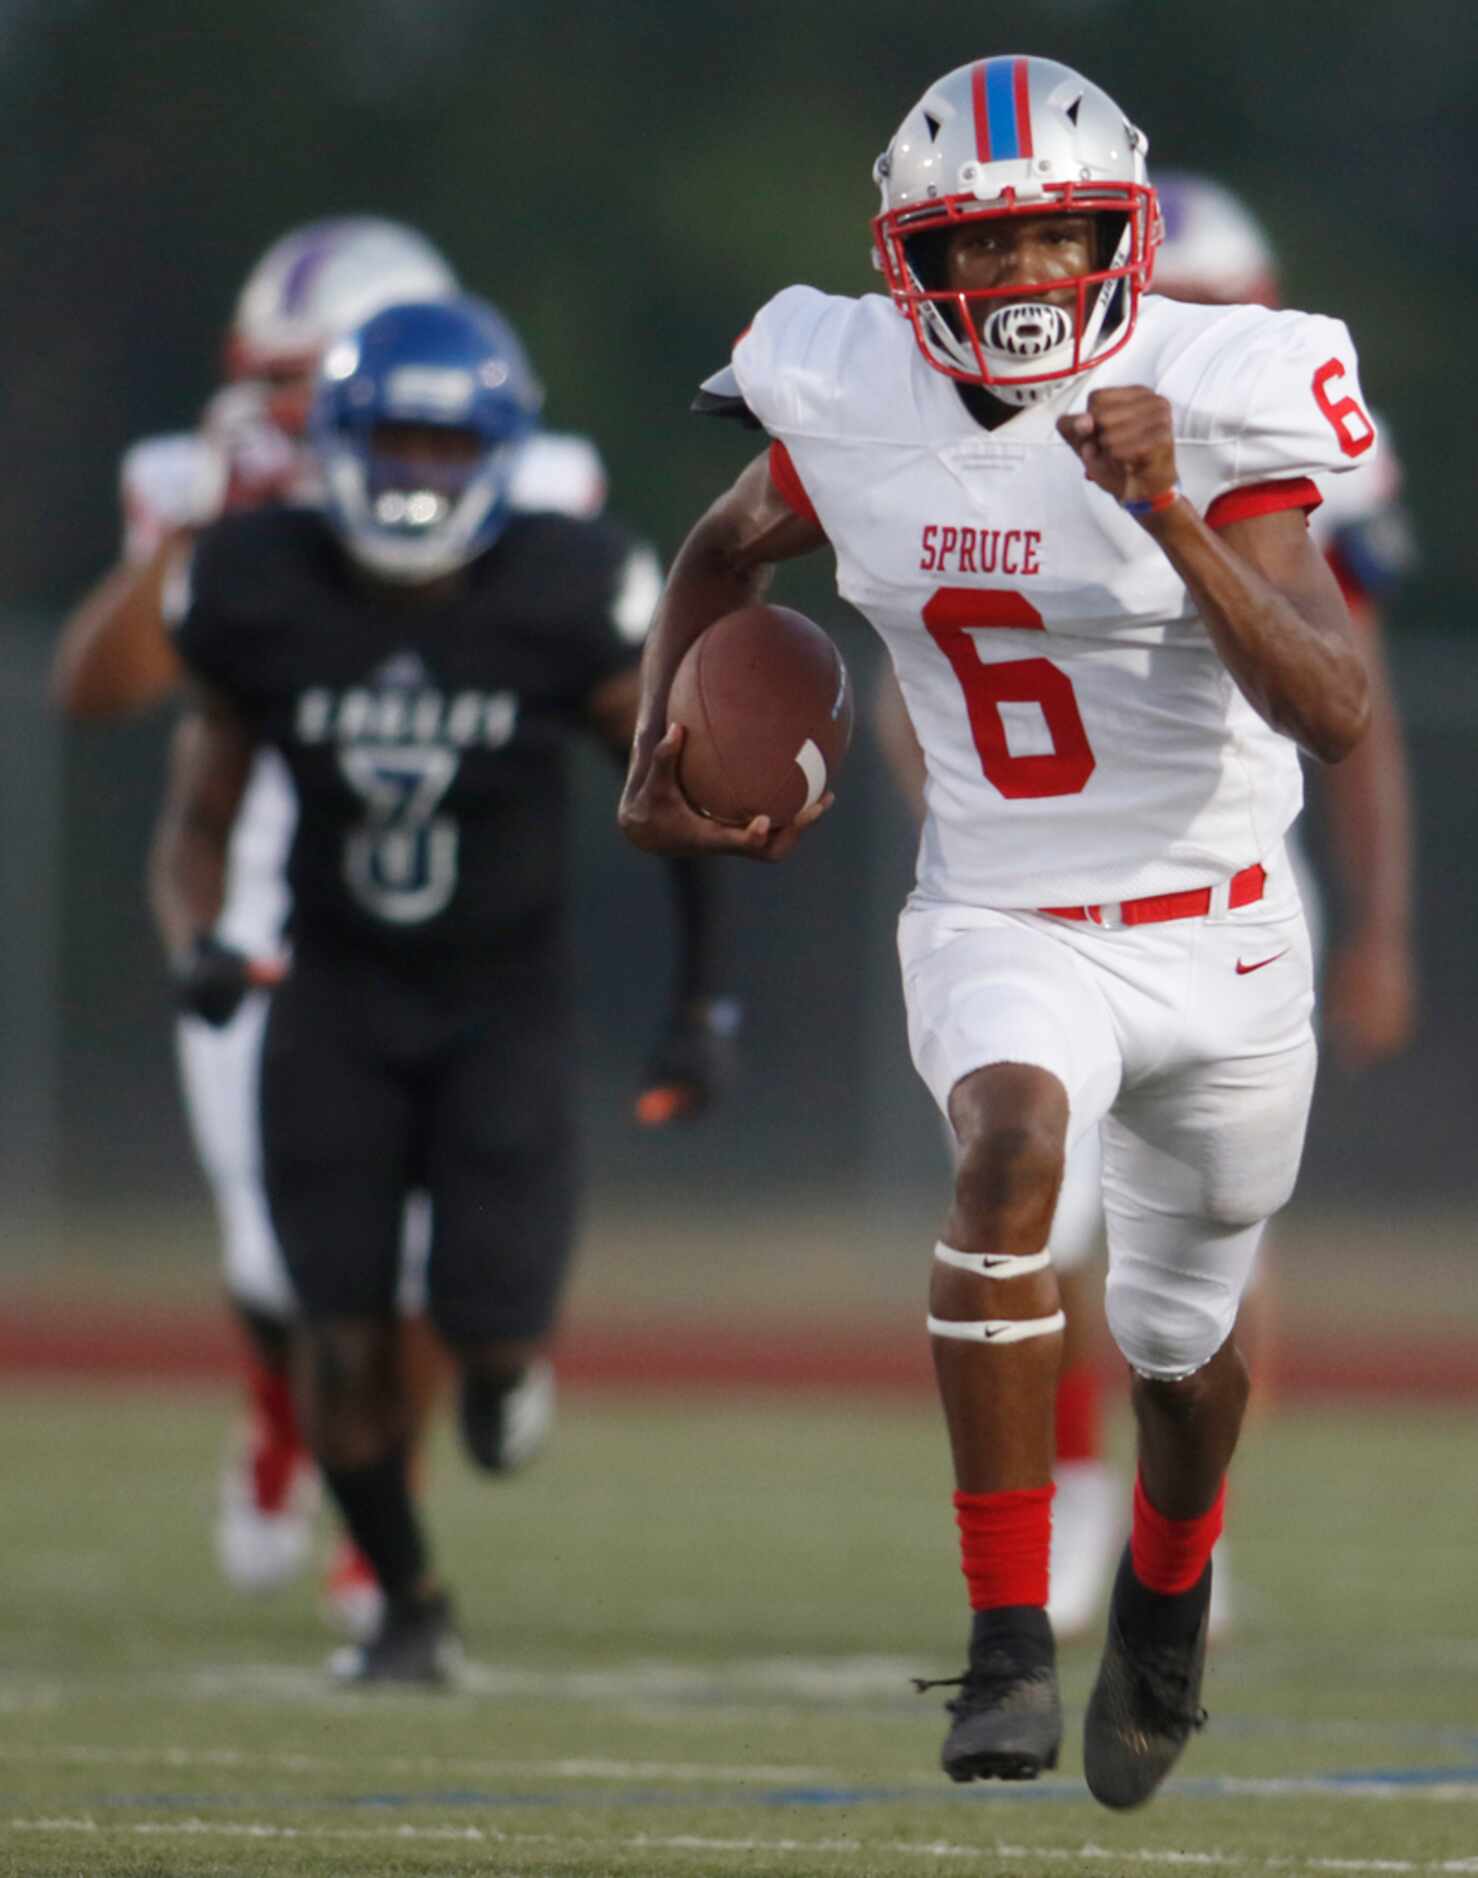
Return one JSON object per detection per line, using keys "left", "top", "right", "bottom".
{"left": 731, "top": 287, "right": 906, "bottom": 444}
{"left": 692, "top": 365, "right": 762, "bottom": 429}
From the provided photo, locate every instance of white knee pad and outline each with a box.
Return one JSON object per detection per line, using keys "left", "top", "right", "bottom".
{"left": 926, "top": 1243, "right": 1066, "bottom": 1344}
{"left": 1104, "top": 1220, "right": 1264, "bottom": 1381}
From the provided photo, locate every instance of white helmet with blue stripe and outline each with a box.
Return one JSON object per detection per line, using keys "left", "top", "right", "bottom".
{"left": 228, "top": 217, "right": 458, "bottom": 382}
{"left": 1151, "top": 171, "right": 1279, "bottom": 308}
{"left": 872, "top": 56, "right": 1161, "bottom": 405}
{"left": 312, "top": 296, "right": 543, "bottom": 582}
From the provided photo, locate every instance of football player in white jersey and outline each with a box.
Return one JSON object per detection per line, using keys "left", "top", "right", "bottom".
{"left": 621, "top": 58, "right": 1374, "bottom": 1809}
{"left": 872, "top": 168, "right": 1417, "bottom": 1646}
{"left": 51, "top": 217, "right": 610, "bottom": 1638}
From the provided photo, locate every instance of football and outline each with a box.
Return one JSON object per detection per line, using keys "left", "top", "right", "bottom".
{"left": 668, "top": 604, "right": 853, "bottom": 827}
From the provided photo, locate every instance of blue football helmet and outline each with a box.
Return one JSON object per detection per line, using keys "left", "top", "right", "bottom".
{"left": 312, "top": 296, "right": 543, "bottom": 581}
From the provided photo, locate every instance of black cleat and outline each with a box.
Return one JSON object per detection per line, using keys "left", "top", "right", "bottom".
{"left": 328, "top": 1589, "right": 464, "bottom": 1688}
{"left": 919, "top": 1606, "right": 1062, "bottom": 1783}
{"left": 1083, "top": 1546, "right": 1211, "bottom": 1809}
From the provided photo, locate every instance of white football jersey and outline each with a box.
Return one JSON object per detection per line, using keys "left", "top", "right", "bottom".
{"left": 731, "top": 289, "right": 1375, "bottom": 909}
{"left": 123, "top": 426, "right": 610, "bottom": 952}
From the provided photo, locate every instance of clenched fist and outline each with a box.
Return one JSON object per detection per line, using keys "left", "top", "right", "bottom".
{"left": 1057, "top": 387, "right": 1179, "bottom": 510}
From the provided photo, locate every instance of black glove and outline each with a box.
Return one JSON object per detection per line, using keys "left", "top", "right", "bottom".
{"left": 635, "top": 994, "right": 742, "bottom": 1125}
{"left": 173, "top": 934, "right": 255, "bottom": 1028}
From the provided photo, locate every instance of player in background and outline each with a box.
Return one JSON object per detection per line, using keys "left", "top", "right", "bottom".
{"left": 873, "top": 170, "right": 1417, "bottom": 1639}
{"left": 53, "top": 218, "right": 464, "bottom": 1634}
{"left": 622, "top": 56, "right": 1374, "bottom": 1807}
{"left": 153, "top": 294, "right": 728, "bottom": 1683}
{"left": 51, "top": 218, "right": 654, "bottom": 1639}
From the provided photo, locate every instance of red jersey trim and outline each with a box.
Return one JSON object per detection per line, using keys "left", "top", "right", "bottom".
{"left": 1205, "top": 476, "right": 1323, "bottom": 531}
{"left": 768, "top": 440, "right": 820, "bottom": 527}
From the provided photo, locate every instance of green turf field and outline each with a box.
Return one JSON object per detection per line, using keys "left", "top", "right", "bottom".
{"left": 0, "top": 1386, "right": 1472, "bottom": 1877}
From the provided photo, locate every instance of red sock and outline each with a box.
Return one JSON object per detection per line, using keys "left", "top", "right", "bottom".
{"left": 953, "top": 1486, "right": 1054, "bottom": 1611}
{"left": 245, "top": 1359, "right": 305, "bottom": 1512}
{"left": 1130, "top": 1470, "right": 1226, "bottom": 1595}
{"left": 1054, "top": 1363, "right": 1102, "bottom": 1464}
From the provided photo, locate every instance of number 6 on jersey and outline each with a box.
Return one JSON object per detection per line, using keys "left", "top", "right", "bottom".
{"left": 923, "top": 586, "right": 1096, "bottom": 800}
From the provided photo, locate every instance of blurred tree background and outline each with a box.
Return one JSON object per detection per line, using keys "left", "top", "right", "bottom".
{"left": 1, "top": 0, "right": 1474, "bottom": 1229}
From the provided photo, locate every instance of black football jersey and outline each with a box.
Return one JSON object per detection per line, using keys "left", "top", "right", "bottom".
{"left": 175, "top": 506, "right": 655, "bottom": 959}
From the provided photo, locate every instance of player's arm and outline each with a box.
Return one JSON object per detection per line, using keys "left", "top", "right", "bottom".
{"left": 588, "top": 664, "right": 739, "bottom": 1123}
{"left": 56, "top": 392, "right": 298, "bottom": 720}
{"left": 149, "top": 684, "right": 283, "bottom": 1025}
{"left": 1316, "top": 599, "right": 1416, "bottom": 1065}
{"left": 618, "top": 448, "right": 829, "bottom": 859}
{"left": 50, "top": 534, "right": 187, "bottom": 717}
{"left": 1058, "top": 390, "right": 1369, "bottom": 763}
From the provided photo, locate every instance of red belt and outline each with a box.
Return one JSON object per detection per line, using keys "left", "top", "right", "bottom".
{"left": 1042, "top": 863, "right": 1266, "bottom": 928}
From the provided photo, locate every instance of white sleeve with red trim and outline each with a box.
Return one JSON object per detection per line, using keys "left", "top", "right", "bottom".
{"left": 730, "top": 285, "right": 876, "bottom": 447}
{"left": 732, "top": 286, "right": 905, "bottom": 533}
{"left": 1176, "top": 308, "right": 1378, "bottom": 523}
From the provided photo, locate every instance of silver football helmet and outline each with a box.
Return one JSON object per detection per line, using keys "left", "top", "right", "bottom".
{"left": 226, "top": 217, "right": 459, "bottom": 384}
{"left": 872, "top": 56, "right": 1160, "bottom": 405}
{"left": 1151, "top": 170, "right": 1279, "bottom": 308}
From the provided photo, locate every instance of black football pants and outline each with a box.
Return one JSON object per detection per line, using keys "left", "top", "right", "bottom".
{"left": 259, "top": 943, "right": 578, "bottom": 1346}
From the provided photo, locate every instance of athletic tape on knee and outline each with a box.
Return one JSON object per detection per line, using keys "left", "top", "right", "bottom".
{"left": 933, "top": 1241, "right": 1052, "bottom": 1280}
{"left": 927, "top": 1310, "right": 1066, "bottom": 1345}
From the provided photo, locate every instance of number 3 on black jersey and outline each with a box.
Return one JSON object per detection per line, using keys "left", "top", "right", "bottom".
{"left": 339, "top": 745, "right": 461, "bottom": 923}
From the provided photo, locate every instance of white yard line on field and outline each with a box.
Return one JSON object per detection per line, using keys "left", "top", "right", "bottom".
{"left": 7, "top": 1816, "right": 1478, "bottom": 1872}
{"left": 2, "top": 1736, "right": 1477, "bottom": 1811}
{"left": 1, "top": 1653, "right": 1472, "bottom": 1745}
{"left": 0, "top": 1741, "right": 840, "bottom": 1784}
{"left": 1, "top": 1740, "right": 1476, "bottom": 1801}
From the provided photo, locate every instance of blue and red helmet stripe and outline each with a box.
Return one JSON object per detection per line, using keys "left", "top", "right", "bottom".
{"left": 970, "top": 56, "right": 1035, "bottom": 163}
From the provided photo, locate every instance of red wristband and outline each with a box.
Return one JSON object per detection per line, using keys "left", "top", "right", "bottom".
{"left": 1122, "top": 485, "right": 1182, "bottom": 518}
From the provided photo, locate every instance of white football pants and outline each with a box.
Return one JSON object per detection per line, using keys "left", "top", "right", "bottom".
{"left": 900, "top": 847, "right": 1317, "bottom": 1379}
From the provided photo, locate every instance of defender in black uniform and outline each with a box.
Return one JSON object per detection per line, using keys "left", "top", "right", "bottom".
{"left": 152, "top": 297, "right": 726, "bottom": 1682}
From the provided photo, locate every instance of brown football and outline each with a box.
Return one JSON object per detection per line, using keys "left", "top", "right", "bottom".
{"left": 668, "top": 604, "right": 853, "bottom": 827}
